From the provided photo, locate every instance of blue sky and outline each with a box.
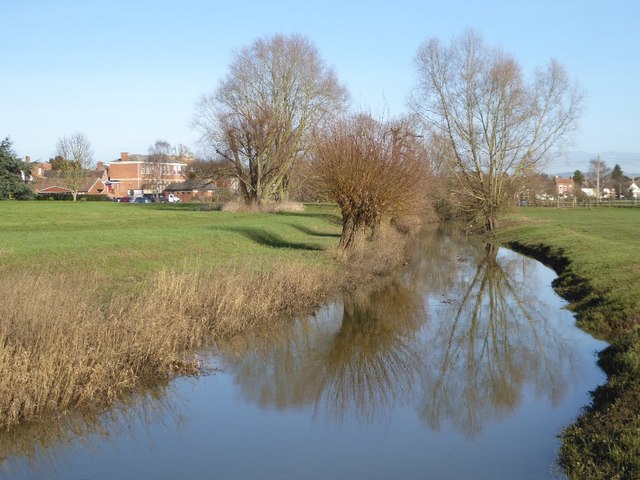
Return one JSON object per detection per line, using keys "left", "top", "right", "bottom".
{"left": 2, "top": 0, "right": 639, "bottom": 174}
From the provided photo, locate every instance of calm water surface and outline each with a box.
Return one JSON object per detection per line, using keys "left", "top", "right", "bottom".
{"left": 1, "top": 231, "right": 607, "bottom": 480}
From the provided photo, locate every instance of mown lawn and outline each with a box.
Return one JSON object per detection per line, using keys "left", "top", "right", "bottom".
{"left": 492, "top": 206, "right": 640, "bottom": 480}
{"left": 0, "top": 202, "right": 343, "bottom": 277}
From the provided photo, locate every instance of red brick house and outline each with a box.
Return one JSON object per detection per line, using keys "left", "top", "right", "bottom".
{"left": 32, "top": 167, "right": 109, "bottom": 196}
{"left": 25, "top": 156, "right": 53, "bottom": 179}
{"left": 554, "top": 176, "right": 574, "bottom": 196}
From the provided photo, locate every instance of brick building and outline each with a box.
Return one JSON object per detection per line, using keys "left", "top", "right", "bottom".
{"left": 554, "top": 176, "right": 574, "bottom": 196}
{"left": 32, "top": 165, "right": 109, "bottom": 196}
{"left": 106, "top": 152, "right": 188, "bottom": 199}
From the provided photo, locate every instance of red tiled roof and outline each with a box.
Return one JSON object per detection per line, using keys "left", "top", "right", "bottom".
{"left": 555, "top": 177, "right": 574, "bottom": 185}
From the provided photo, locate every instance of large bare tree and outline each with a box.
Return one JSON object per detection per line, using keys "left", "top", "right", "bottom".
{"left": 411, "top": 30, "right": 583, "bottom": 230}
{"left": 193, "top": 33, "right": 349, "bottom": 206}
{"left": 55, "top": 133, "right": 94, "bottom": 201}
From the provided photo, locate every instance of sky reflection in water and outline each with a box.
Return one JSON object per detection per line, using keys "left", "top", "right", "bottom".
{"left": 1, "top": 230, "right": 607, "bottom": 480}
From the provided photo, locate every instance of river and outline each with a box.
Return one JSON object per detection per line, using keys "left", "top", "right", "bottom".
{"left": 0, "top": 230, "right": 606, "bottom": 479}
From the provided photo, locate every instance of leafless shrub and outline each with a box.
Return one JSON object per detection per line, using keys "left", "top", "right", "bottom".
{"left": 309, "top": 113, "right": 430, "bottom": 251}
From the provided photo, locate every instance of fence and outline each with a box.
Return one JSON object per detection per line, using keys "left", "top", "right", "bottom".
{"left": 521, "top": 198, "right": 640, "bottom": 208}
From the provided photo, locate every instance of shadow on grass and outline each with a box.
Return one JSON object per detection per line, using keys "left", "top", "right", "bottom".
{"left": 221, "top": 226, "right": 324, "bottom": 251}
{"left": 285, "top": 223, "right": 341, "bottom": 238}
{"left": 275, "top": 211, "right": 342, "bottom": 225}
{"left": 148, "top": 203, "right": 223, "bottom": 212}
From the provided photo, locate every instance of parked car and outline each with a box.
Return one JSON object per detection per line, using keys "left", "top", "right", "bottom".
{"left": 166, "top": 194, "right": 181, "bottom": 203}
{"left": 133, "top": 197, "right": 151, "bottom": 203}
{"left": 143, "top": 194, "right": 161, "bottom": 203}
{"left": 116, "top": 197, "right": 130, "bottom": 203}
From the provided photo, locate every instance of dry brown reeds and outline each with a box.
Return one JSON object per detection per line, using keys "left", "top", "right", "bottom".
{"left": 0, "top": 264, "right": 337, "bottom": 431}
{"left": 221, "top": 200, "right": 305, "bottom": 213}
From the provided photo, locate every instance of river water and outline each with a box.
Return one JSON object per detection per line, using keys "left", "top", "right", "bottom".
{"left": 0, "top": 230, "right": 606, "bottom": 479}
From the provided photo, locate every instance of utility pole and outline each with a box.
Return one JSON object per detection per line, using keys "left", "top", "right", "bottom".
{"left": 596, "top": 156, "right": 601, "bottom": 207}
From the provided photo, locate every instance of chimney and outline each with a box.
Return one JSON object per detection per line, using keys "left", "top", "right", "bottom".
{"left": 25, "top": 156, "right": 31, "bottom": 163}
{"left": 121, "top": 152, "right": 129, "bottom": 161}
{"left": 96, "top": 161, "right": 104, "bottom": 171}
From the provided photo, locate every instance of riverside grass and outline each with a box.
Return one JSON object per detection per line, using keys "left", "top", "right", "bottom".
{"left": 491, "top": 207, "right": 640, "bottom": 480}
{"left": 0, "top": 201, "right": 367, "bottom": 430}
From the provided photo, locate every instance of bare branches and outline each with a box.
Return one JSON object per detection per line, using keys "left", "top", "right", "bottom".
{"left": 310, "top": 113, "right": 429, "bottom": 250}
{"left": 55, "top": 133, "right": 94, "bottom": 201}
{"left": 194, "top": 33, "right": 349, "bottom": 206}
{"left": 147, "top": 140, "right": 173, "bottom": 199}
{"left": 411, "top": 31, "right": 584, "bottom": 230}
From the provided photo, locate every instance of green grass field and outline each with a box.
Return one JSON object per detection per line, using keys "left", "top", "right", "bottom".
{"left": 494, "top": 207, "right": 640, "bottom": 334}
{"left": 0, "top": 201, "right": 350, "bottom": 431}
{"left": 493, "top": 207, "right": 640, "bottom": 480}
{"left": 0, "top": 202, "right": 343, "bottom": 277}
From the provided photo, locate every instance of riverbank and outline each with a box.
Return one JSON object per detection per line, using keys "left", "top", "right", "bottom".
{"left": 0, "top": 202, "right": 412, "bottom": 431}
{"left": 491, "top": 207, "right": 640, "bottom": 480}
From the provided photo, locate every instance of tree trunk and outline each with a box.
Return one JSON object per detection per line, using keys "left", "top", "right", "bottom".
{"left": 484, "top": 213, "right": 496, "bottom": 231}
{"left": 371, "top": 215, "right": 392, "bottom": 239}
{"left": 338, "top": 216, "right": 367, "bottom": 251}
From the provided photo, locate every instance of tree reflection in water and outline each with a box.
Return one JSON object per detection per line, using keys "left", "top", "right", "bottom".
{"left": 418, "top": 242, "right": 577, "bottom": 437}
{"left": 217, "top": 280, "right": 426, "bottom": 423}
{"left": 309, "top": 282, "right": 425, "bottom": 422}
{"left": 0, "top": 231, "right": 587, "bottom": 475}
{"left": 219, "top": 231, "right": 581, "bottom": 436}
{"left": 0, "top": 383, "right": 186, "bottom": 477}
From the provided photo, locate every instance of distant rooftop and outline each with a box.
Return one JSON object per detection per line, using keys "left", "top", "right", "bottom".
{"left": 114, "top": 152, "right": 191, "bottom": 165}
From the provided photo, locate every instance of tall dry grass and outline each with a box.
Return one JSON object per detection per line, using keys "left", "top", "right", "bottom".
{"left": 0, "top": 265, "right": 337, "bottom": 431}
{"left": 221, "top": 200, "right": 304, "bottom": 213}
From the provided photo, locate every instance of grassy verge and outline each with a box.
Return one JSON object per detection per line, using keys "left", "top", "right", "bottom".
{"left": 491, "top": 207, "right": 640, "bottom": 480}
{"left": 0, "top": 201, "right": 412, "bottom": 431}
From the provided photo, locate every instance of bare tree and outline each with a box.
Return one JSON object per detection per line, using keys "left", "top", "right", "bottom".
{"left": 411, "top": 30, "right": 583, "bottom": 230}
{"left": 173, "top": 143, "right": 193, "bottom": 164}
{"left": 588, "top": 157, "right": 611, "bottom": 204}
{"left": 193, "top": 33, "right": 349, "bottom": 206}
{"left": 146, "top": 140, "right": 173, "bottom": 200}
{"left": 310, "top": 113, "right": 429, "bottom": 251}
{"left": 55, "top": 133, "right": 94, "bottom": 201}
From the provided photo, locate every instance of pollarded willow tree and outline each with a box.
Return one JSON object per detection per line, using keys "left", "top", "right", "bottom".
{"left": 411, "top": 30, "right": 584, "bottom": 230}
{"left": 193, "top": 33, "right": 349, "bottom": 206}
{"left": 311, "top": 113, "right": 429, "bottom": 251}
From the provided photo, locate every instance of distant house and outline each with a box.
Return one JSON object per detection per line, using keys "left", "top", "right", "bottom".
{"left": 163, "top": 180, "right": 220, "bottom": 202}
{"left": 24, "top": 156, "right": 53, "bottom": 179}
{"left": 628, "top": 182, "right": 640, "bottom": 199}
{"left": 554, "top": 176, "right": 574, "bottom": 196}
{"left": 602, "top": 187, "right": 615, "bottom": 199}
{"left": 32, "top": 166, "right": 109, "bottom": 197}
{"left": 106, "top": 152, "right": 188, "bottom": 199}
